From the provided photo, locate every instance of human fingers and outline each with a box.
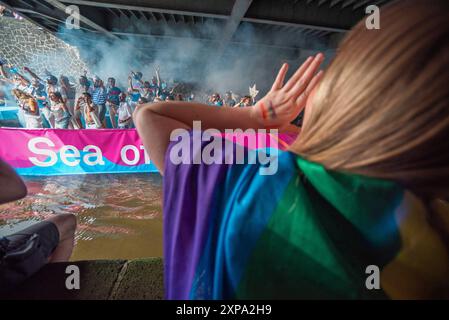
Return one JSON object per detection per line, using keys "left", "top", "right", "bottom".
{"left": 295, "top": 70, "right": 323, "bottom": 107}
{"left": 283, "top": 56, "right": 314, "bottom": 92}
{"left": 270, "top": 63, "right": 289, "bottom": 92}
{"left": 289, "top": 53, "right": 324, "bottom": 100}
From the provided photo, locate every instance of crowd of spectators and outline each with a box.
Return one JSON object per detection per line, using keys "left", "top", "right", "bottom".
{"left": 0, "top": 58, "right": 257, "bottom": 129}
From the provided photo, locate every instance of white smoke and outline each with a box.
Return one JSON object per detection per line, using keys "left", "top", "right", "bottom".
{"left": 56, "top": 17, "right": 334, "bottom": 97}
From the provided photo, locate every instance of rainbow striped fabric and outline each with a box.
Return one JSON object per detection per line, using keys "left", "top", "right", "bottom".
{"left": 163, "top": 131, "right": 449, "bottom": 299}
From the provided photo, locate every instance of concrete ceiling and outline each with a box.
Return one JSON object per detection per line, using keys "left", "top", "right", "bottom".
{"left": 1, "top": 0, "right": 394, "bottom": 58}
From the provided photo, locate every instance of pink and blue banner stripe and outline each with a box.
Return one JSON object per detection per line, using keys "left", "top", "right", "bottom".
{"left": 0, "top": 127, "right": 298, "bottom": 176}
{"left": 0, "top": 128, "right": 158, "bottom": 175}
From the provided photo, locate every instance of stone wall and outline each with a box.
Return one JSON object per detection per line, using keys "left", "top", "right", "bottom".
{"left": 0, "top": 15, "right": 88, "bottom": 79}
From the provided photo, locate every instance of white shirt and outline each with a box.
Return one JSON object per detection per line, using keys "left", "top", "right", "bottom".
{"left": 50, "top": 102, "right": 66, "bottom": 122}
{"left": 117, "top": 101, "right": 132, "bottom": 122}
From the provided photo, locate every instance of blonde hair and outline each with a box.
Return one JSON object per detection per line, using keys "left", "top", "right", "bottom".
{"left": 12, "top": 89, "right": 38, "bottom": 113}
{"left": 292, "top": 0, "right": 449, "bottom": 196}
{"left": 12, "top": 89, "right": 33, "bottom": 101}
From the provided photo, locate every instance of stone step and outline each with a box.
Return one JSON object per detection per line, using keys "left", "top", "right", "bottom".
{"left": 1, "top": 258, "right": 164, "bottom": 300}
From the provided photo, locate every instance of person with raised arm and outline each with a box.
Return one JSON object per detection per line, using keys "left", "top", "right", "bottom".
{"left": 106, "top": 77, "right": 121, "bottom": 128}
{"left": 22, "top": 66, "right": 43, "bottom": 84}
{"left": 233, "top": 95, "right": 253, "bottom": 108}
{"left": 223, "top": 91, "right": 236, "bottom": 107}
{"left": 79, "top": 92, "right": 101, "bottom": 129}
{"left": 48, "top": 91, "right": 71, "bottom": 129}
{"left": 59, "top": 76, "right": 76, "bottom": 116}
{"left": 74, "top": 72, "right": 91, "bottom": 128}
{"left": 207, "top": 93, "right": 223, "bottom": 107}
{"left": 127, "top": 73, "right": 141, "bottom": 111}
{"left": 0, "top": 58, "right": 11, "bottom": 80}
{"left": 91, "top": 76, "right": 107, "bottom": 127}
{"left": 134, "top": 0, "right": 449, "bottom": 300}
{"left": 11, "top": 89, "right": 43, "bottom": 128}
{"left": 116, "top": 92, "right": 133, "bottom": 129}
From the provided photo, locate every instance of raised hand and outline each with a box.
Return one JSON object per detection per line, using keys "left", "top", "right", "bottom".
{"left": 251, "top": 53, "right": 324, "bottom": 128}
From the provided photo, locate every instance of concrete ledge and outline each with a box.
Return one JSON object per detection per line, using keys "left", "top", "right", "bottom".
{"left": 0, "top": 258, "right": 164, "bottom": 300}
{"left": 111, "top": 258, "right": 164, "bottom": 300}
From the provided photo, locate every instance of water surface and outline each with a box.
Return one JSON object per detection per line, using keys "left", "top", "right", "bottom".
{"left": 0, "top": 173, "right": 163, "bottom": 260}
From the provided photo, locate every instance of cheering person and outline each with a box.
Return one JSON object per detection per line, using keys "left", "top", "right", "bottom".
{"left": 135, "top": 0, "right": 449, "bottom": 299}
{"left": 11, "top": 89, "right": 43, "bottom": 129}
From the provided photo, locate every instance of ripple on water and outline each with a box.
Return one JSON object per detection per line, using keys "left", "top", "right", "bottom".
{"left": 0, "top": 173, "right": 164, "bottom": 260}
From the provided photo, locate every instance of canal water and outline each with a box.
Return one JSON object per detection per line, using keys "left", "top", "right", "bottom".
{"left": 0, "top": 173, "right": 163, "bottom": 261}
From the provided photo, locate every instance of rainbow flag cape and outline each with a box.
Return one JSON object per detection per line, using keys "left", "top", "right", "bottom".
{"left": 163, "top": 131, "right": 449, "bottom": 299}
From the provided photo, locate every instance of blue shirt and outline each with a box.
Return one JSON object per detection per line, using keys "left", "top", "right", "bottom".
{"left": 30, "top": 85, "right": 47, "bottom": 108}
{"left": 107, "top": 86, "right": 121, "bottom": 105}
{"left": 92, "top": 87, "right": 107, "bottom": 105}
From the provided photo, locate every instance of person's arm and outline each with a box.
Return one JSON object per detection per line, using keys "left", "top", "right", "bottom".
{"left": 125, "top": 102, "right": 132, "bottom": 114}
{"left": 86, "top": 100, "right": 95, "bottom": 112}
{"left": 15, "top": 71, "right": 31, "bottom": 86}
{"left": 60, "top": 87, "right": 68, "bottom": 104}
{"left": 29, "top": 98, "right": 38, "bottom": 113}
{"left": 232, "top": 100, "right": 241, "bottom": 108}
{"left": 169, "top": 83, "right": 180, "bottom": 95}
{"left": 126, "top": 103, "right": 133, "bottom": 124}
{"left": 61, "top": 101, "right": 69, "bottom": 112}
{"left": 134, "top": 53, "right": 324, "bottom": 174}
{"left": 0, "top": 158, "right": 27, "bottom": 204}
{"left": 130, "top": 71, "right": 144, "bottom": 86}
{"left": 75, "top": 97, "right": 82, "bottom": 111}
{"left": 0, "top": 61, "right": 9, "bottom": 79}
{"left": 155, "top": 66, "right": 161, "bottom": 87}
{"left": 23, "top": 66, "right": 43, "bottom": 82}
{"left": 0, "top": 77, "right": 13, "bottom": 85}
{"left": 128, "top": 76, "right": 136, "bottom": 93}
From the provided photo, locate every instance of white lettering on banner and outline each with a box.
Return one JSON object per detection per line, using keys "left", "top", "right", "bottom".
{"left": 121, "top": 145, "right": 140, "bottom": 165}
{"left": 140, "top": 145, "right": 150, "bottom": 164}
{"left": 83, "top": 145, "right": 105, "bottom": 166}
{"left": 28, "top": 137, "right": 58, "bottom": 167}
{"left": 27, "top": 137, "right": 150, "bottom": 167}
{"left": 60, "top": 145, "right": 80, "bottom": 167}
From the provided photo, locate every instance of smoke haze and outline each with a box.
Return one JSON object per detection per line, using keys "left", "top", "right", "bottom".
{"left": 57, "top": 18, "right": 335, "bottom": 96}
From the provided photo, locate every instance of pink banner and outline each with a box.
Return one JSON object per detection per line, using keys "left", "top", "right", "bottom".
{"left": 0, "top": 128, "right": 297, "bottom": 176}
{"left": 0, "top": 128, "right": 156, "bottom": 175}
